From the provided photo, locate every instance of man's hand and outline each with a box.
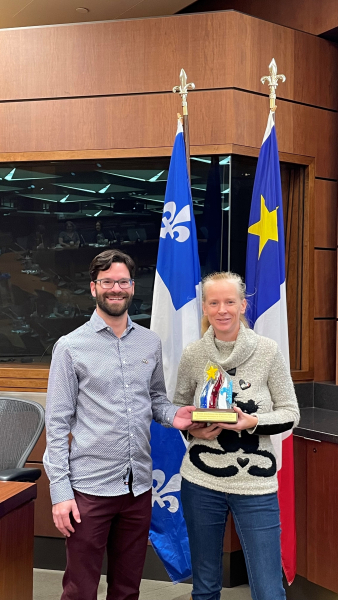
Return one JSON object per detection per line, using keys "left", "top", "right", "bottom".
{"left": 218, "top": 406, "right": 258, "bottom": 432}
{"left": 188, "top": 423, "right": 222, "bottom": 440}
{"left": 173, "top": 406, "right": 196, "bottom": 430}
{"left": 52, "top": 499, "right": 81, "bottom": 537}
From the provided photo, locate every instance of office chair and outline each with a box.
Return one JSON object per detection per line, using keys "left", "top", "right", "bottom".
{"left": 0, "top": 397, "right": 45, "bottom": 482}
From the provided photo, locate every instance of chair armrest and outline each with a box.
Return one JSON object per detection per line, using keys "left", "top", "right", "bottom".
{"left": 0, "top": 468, "right": 41, "bottom": 482}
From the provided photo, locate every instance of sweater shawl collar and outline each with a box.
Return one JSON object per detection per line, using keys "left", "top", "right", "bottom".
{"left": 202, "top": 321, "right": 258, "bottom": 370}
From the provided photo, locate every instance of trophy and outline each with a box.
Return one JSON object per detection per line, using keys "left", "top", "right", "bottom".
{"left": 192, "top": 362, "right": 238, "bottom": 423}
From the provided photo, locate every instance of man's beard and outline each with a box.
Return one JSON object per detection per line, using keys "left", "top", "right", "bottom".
{"left": 96, "top": 291, "right": 133, "bottom": 318}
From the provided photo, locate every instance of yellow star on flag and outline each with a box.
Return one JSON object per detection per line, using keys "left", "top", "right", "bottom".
{"left": 206, "top": 365, "right": 218, "bottom": 381}
{"left": 248, "top": 195, "right": 279, "bottom": 258}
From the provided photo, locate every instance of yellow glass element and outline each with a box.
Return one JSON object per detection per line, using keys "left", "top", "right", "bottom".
{"left": 205, "top": 365, "right": 218, "bottom": 381}
{"left": 248, "top": 194, "right": 278, "bottom": 258}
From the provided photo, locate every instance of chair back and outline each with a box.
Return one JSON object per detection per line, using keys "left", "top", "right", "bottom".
{"left": 0, "top": 397, "right": 45, "bottom": 469}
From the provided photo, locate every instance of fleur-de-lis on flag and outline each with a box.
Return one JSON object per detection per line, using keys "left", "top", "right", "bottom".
{"left": 152, "top": 469, "right": 181, "bottom": 513}
{"left": 160, "top": 201, "right": 191, "bottom": 243}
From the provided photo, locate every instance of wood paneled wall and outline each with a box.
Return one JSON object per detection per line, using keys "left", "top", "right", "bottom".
{"left": 0, "top": 10, "right": 336, "bottom": 386}
{"left": 313, "top": 179, "right": 338, "bottom": 382}
{"left": 0, "top": 12, "right": 336, "bottom": 108}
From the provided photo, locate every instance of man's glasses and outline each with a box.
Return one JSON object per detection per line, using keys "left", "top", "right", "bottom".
{"left": 94, "top": 278, "right": 134, "bottom": 290}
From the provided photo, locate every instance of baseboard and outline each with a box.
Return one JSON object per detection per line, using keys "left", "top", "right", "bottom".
{"left": 34, "top": 537, "right": 186, "bottom": 582}
{"left": 223, "top": 550, "right": 248, "bottom": 587}
{"left": 34, "top": 537, "right": 244, "bottom": 588}
{"left": 286, "top": 576, "right": 338, "bottom": 600}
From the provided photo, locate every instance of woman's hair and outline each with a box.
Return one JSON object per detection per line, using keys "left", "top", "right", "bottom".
{"left": 201, "top": 271, "right": 249, "bottom": 335}
{"left": 89, "top": 249, "right": 136, "bottom": 281}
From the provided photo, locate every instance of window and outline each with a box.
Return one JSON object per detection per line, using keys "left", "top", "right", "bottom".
{"left": 0, "top": 156, "right": 230, "bottom": 363}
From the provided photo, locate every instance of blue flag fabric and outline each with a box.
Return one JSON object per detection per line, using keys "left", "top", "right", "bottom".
{"left": 245, "top": 112, "right": 286, "bottom": 329}
{"left": 150, "top": 120, "right": 202, "bottom": 583}
{"left": 149, "top": 422, "right": 192, "bottom": 583}
{"left": 156, "top": 125, "right": 201, "bottom": 311}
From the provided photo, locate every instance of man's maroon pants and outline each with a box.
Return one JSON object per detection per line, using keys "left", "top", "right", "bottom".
{"left": 61, "top": 488, "right": 152, "bottom": 600}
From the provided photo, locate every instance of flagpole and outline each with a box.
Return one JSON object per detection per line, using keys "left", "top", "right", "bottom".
{"left": 259, "top": 58, "right": 297, "bottom": 585}
{"left": 261, "top": 58, "right": 286, "bottom": 123}
{"left": 173, "top": 68, "right": 195, "bottom": 180}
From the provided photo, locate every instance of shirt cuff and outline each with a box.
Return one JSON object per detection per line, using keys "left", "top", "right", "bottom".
{"left": 50, "top": 479, "right": 75, "bottom": 505}
{"left": 163, "top": 403, "right": 180, "bottom": 427}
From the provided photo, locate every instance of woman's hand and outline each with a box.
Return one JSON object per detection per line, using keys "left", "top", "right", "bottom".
{"left": 218, "top": 406, "right": 258, "bottom": 432}
{"left": 188, "top": 423, "right": 223, "bottom": 440}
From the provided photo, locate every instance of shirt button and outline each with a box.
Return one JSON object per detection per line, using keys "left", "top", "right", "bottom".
{"left": 123, "top": 360, "right": 126, "bottom": 364}
{"left": 128, "top": 408, "right": 131, "bottom": 412}
{"left": 125, "top": 384, "right": 129, "bottom": 388}
{"left": 130, "top": 433, "right": 133, "bottom": 437}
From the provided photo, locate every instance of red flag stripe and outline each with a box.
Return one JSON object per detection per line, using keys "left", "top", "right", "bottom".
{"left": 277, "top": 433, "right": 297, "bottom": 584}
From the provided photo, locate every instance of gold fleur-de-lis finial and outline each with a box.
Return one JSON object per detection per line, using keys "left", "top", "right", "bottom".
{"left": 173, "top": 69, "right": 195, "bottom": 115}
{"left": 261, "top": 59, "right": 286, "bottom": 112}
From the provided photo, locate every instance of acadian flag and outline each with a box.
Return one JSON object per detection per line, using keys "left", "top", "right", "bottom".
{"left": 149, "top": 119, "right": 202, "bottom": 582}
{"left": 245, "top": 112, "right": 296, "bottom": 584}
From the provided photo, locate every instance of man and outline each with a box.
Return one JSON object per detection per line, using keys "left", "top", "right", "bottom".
{"left": 43, "top": 249, "right": 195, "bottom": 600}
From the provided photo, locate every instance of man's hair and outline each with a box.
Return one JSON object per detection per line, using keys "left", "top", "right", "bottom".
{"left": 89, "top": 249, "right": 136, "bottom": 281}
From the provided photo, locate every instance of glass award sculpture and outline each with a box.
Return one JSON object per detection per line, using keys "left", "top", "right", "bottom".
{"left": 192, "top": 361, "right": 238, "bottom": 423}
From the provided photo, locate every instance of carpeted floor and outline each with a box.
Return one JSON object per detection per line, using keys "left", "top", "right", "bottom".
{"left": 33, "top": 569, "right": 252, "bottom": 600}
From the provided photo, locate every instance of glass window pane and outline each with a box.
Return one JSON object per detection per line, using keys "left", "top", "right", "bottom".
{"left": 0, "top": 155, "right": 229, "bottom": 364}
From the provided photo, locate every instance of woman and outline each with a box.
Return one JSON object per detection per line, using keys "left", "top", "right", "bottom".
{"left": 174, "top": 271, "right": 299, "bottom": 600}
{"left": 59, "top": 221, "right": 80, "bottom": 248}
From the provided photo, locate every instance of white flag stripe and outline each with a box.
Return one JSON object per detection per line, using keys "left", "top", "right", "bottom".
{"left": 262, "top": 111, "right": 275, "bottom": 144}
{"left": 253, "top": 282, "right": 289, "bottom": 368}
{"left": 151, "top": 271, "right": 201, "bottom": 401}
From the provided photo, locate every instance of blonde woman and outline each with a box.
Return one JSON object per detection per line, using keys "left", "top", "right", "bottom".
{"left": 174, "top": 272, "right": 299, "bottom": 600}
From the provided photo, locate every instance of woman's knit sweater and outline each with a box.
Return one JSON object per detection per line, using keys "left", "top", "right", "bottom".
{"left": 173, "top": 323, "right": 300, "bottom": 495}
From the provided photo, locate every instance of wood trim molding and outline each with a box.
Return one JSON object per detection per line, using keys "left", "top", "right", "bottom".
{"left": 292, "top": 370, "right": 315, "bottom": 381}
{"left": 0, "top": 145, "right": 315, "bottom": 164}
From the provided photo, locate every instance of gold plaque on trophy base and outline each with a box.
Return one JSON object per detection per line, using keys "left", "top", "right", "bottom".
{"left": 192, "top": 409, "right": 238, "bottom": 423}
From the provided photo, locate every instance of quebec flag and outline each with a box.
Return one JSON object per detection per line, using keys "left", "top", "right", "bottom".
{"left": 150, "top": 119, "right": 201, "bottom": 582}
{"left": 245, "top": 112, "right": 296, "bottom": 584}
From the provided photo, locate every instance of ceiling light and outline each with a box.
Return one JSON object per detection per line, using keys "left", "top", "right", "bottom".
{"left": 76, "top": 7, "right": 89, "bottom": 13}
{"left": 191, "top": 157, "right": 211, "bottom": 164}
{"left": 4, "top": 168, "right": 16, "bottom": 180}
{"left": 55, "top": 184, "right": 96, "bottom": 193}
{"left": 148, "top": 170, "right": 165, "bottom": 182}
{"left": 108, "top": 172, "right": 146, "bottom": 182}
{"left": 98, "top": 185, "right": 110, "bottom": 194}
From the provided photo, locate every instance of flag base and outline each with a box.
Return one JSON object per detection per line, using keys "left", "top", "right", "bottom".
{"left": 192, "top": 409, "right": 238, "bottom": 423}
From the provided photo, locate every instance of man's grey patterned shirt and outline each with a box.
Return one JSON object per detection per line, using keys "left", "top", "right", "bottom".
{"left": 43, "top": 310, "right": 178, "bottom": 505}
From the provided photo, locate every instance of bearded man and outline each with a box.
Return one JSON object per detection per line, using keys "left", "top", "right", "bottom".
{"left": 43, "top": 249, "right": 194, "bottom": 600}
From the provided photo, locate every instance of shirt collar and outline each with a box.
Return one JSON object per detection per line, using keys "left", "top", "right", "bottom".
{"left": 90, "top": 309, "right": 135, "bottom": 334}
